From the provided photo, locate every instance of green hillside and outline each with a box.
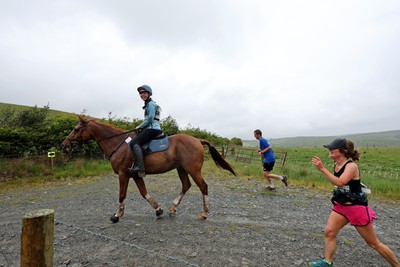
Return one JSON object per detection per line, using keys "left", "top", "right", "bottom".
{"left": 244, "top": 130, "right": 400, "bottom": 148}
{"left": 0, "top": 102, "right": 78, "bottom": 119}
{"left": 2, "top": 102, "right": 399, "bottom": 147}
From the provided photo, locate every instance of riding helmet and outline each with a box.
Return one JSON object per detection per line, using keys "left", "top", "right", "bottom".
{"left": 137, "top": 85, "right": 152, "bottom": 96}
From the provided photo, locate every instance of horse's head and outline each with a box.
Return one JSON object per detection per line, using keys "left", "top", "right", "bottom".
{"left": 60, "top": 116, "right": 93, "bottom": 152}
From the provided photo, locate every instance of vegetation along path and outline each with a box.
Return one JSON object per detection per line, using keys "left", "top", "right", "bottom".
{"left": 1, "top": 171, "right": 399, "bottom": 267}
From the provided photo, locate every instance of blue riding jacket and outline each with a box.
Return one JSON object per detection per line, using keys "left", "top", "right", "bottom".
{"left": 138, "top": 99, "right": 161, "bottom": 130}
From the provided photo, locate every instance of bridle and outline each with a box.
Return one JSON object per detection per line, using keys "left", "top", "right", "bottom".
{"left": 65, "top": 120, "right": 90, "bottom": 145}
{"left": 65, "top": 119, "right": 136, "bottom": 160}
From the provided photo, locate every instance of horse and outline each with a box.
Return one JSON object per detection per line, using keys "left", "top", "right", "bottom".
{"left": 60, "top": 117, "right": 236, "bottom": 223}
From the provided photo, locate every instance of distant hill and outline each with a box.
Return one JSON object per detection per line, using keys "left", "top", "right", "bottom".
{"left": 243, "top": 130, "right": 400, "bottom": 148}
{"left": 0, "top": 102, "right": 83, "bottom": 120}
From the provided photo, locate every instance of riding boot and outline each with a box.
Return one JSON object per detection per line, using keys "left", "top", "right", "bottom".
{"left": 128, "top": 144, "right": 145, "bottom": 174}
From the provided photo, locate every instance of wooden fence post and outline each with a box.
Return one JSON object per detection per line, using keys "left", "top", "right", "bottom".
{"left": 21, "top": 209, "right": 54, "bottom": 267}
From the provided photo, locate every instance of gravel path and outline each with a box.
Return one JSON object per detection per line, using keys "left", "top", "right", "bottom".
{"left": 1, "top": 171, "right": 399, "bottom": 267}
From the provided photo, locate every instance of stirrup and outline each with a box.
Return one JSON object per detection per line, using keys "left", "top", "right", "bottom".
{"left": 129, "top": 166, "right": 145, "bottom": 172}
{"left": 128, "top": 167, "right": 145, "bottom": 177}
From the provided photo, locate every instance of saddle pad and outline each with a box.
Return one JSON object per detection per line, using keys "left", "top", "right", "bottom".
{"left": 144, "top": 135, "right": 169, "bottom": 155}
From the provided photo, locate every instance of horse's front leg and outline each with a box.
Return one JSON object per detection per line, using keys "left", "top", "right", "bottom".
{"left": 132, "top": 176, "right": 164, "bottom": 218}
{"left": 110, "top": 173, "right": 130, "bottom": 223}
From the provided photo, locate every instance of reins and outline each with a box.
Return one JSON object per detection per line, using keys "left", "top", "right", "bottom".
{"left": 96, "top": 130, "right": 136, "bottom": 142}
{"left": 96, "top": 129, "right": 136, "bottom": 160}
{"left": 100, "top": 131, "right": 134, "bottom": 160}
{"left": 72, "top": 119, "right": 136, "bottom": 160}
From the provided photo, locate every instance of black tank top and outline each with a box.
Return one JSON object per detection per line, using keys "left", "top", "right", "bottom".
{"left": 334, "top": 160, "right": 362, "bottom": 193}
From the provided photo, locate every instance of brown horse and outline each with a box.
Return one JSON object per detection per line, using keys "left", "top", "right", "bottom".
{"left": 61, "top": 117, "right": 236, "bottom": 223}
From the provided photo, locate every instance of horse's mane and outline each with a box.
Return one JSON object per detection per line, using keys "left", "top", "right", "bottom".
{"left": 87, "top": 118, "right": 126, "bottom": 133}
{"left": 78, "top": 116, "right": 128, "bottom": 132}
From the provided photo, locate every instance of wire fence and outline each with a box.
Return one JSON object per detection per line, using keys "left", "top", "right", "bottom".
{"left": 54, "top": 220, "right": 200, "bottom": 267}
{"left": 219, "top": 146, "right": 400, "bottom": 179}
{"left": 0, "top": 220, "right": 200, "bottom": 267}
{"left": 221, "top": 145, "right": 287, "bottom": 167}
{"left": 284, "top": 158, "right": 400, "bottom": 179}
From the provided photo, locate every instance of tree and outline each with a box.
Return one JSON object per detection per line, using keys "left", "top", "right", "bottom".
{"left": 16, "top": 104, "right": 49, "bottom": 129}
{"left": 0, "top": 105, "right": 51, "bottom": 156}
{"left": 0, "top": 104, "right": 236, "bottom": 157}
{"left": 0, "top": 107, "right": 16, "bottom": 128}
{"left": 180, "top": 124, "right": 227, "bottom": 146}
{"left": 103, "top": 112, "right": 134, "bottom": 130}
{"left": 161, "top": 116, "right": 180, "bottom": 135}
{"left": 230, "top": 137, "right": 243, "bottom": 146}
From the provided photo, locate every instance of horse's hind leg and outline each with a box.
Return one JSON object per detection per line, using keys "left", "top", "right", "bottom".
{"left": 169, "top": 167, "right": 192, "bottom": 216}
{"left": 190, "top": 171, "right": 209, "bottom": 220}
{"left": 132, "top": 176, "right": 163, "bottom": 218}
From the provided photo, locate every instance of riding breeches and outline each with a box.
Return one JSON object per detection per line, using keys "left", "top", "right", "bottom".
{"left": 129, "top": 129, "right": 162, "bottom": 150}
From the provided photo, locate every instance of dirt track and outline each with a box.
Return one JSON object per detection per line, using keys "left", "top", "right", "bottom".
{"left": 1, "top": 171, "right": 399, "bottom": 267}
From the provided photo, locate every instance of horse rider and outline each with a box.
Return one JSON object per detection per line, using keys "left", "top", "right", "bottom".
{"left": 128, "top": 85, "right": 162, "bottom": 175}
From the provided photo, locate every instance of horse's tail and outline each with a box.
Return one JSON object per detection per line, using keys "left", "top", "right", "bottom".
{"left": 199, "top": 139, "right": 236, "bottom": 176}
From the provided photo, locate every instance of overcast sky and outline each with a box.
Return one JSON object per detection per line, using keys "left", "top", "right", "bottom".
{"left": 1, "top": 0, "right": 399, "bottom": 140}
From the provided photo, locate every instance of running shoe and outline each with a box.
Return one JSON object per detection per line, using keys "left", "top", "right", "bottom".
{"left": 308, "top": 259, "right": 334, "bottom": 267}
{"left": 282, "top": 175, "right": 288, "bottom": 186}
{"left": 267, "top": 186, "right": 276, "bottom": 191}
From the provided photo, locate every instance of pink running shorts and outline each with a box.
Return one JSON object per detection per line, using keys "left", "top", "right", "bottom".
{"left": 333, "top": 203, "right": 377, "bottom": 226}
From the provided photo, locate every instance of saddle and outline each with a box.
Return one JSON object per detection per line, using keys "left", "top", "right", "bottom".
{"left": 141, "top": 132, "right": 169, "bottom": 156}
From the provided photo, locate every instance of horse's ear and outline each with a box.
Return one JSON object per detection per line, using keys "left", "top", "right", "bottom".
{"left": 78, "top": 115, "right": 88, "bottom": 124}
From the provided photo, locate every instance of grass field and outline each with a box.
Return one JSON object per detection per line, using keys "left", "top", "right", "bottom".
{"left": 1, "top": 147, "right": 400, "bottom": 201}
{"left": 223, "top": 146, "right": 400, "bottom": 201}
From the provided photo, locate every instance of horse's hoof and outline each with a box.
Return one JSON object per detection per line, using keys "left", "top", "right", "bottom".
{"left": 110, "top": 214, "right": 119, "bottom": 223}
{"left": 156, "top": 208, "right": 164, "bottom": 217}
{"left": 198, "top": 211, "right": 208, "bottom": 220}
{"left": 168, "top": 209, "right": 177, "bottom": 217}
